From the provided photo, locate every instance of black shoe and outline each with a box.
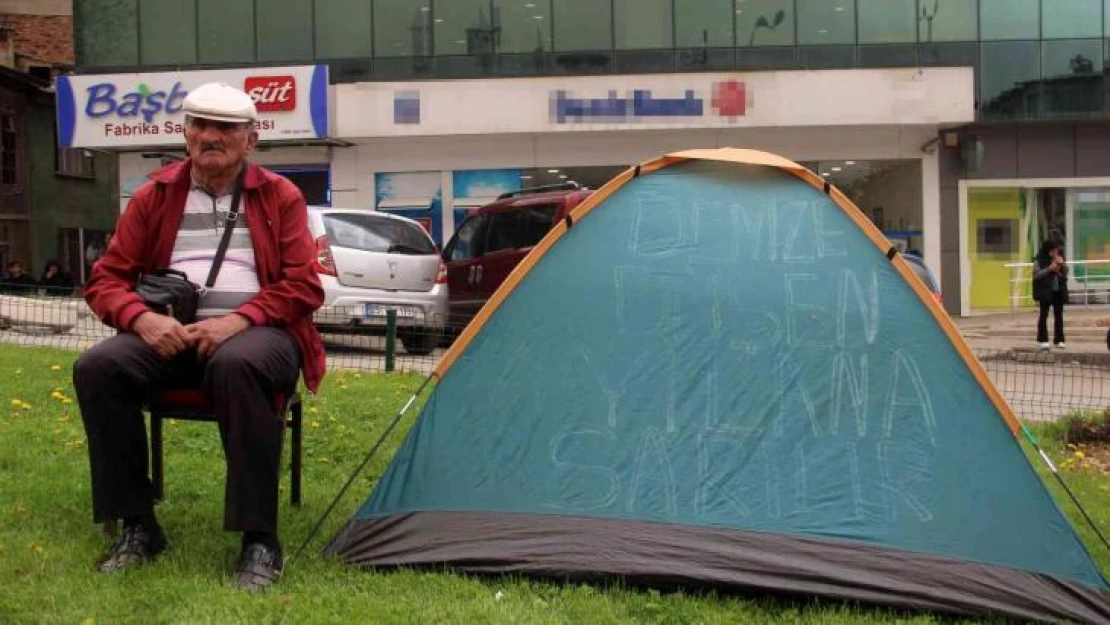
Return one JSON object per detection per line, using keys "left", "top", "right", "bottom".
{"left": 96, "top": 524, "right": 166, "bottom": 573}
{"left": 232, "top": 543, "right": 283, "bottom": 592}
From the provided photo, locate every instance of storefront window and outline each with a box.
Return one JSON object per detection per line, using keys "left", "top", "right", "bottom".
{"left": 1040, "top": 39, "right": 1104, "bottom": 115}
{"left": 375, "top": 0, "right": 432, "bottom": 58}
{"left": 498, "top": 0, "right": 554, "bottom": 53}
{"left": 917, "top": 0, "right": 977, "bottom": 42}
{"left": 979, "top": 41, "right": 1040, "bottom": 119}
{"left": 797, "top": 0, "right": 855, "bottom": 46}
{"left": 615, "top": 0, "right": 672, "bottom": 49}
{"left": 1042, "top": 0, "right": 1100, "bottom": 39}
{"left": 1073, "top": 190, "right": 1110, "bottom": 287}
{"left": 198, "top": 0, "right": 255, "bottom": 64}
{"left": 315, "top": 0, "right": 372, "bottom": 59}
{"left": 257, "top": 0, "right": 313, "bottom": 62}
{"left": 139, "top": 0, "right": 196, "bottom": 65}
{"left": 737, "top": 0, "right": 795, "bottom": 47}
{"left": 675, "top": 0, "right": 733, "bottom": 48}
{"left": 554, "top": 0, "right": 613, "bottom": 51}
{"left": 76, "top": 0, "right": 138, "bottom": 67}
{"left": 858, "top": 0, "right": 916, "bottom": 44}
{"left": 980, "top": 0, "right": 1039, "bottom": 41}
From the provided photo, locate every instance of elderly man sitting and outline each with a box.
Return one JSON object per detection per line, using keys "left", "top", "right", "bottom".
{"left": 74, "top": 82, "right": 325, "bottom": 591}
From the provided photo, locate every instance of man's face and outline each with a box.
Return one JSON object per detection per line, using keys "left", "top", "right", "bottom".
{"left": 8, "top": 264, "right": 22, "bottom": 277}
{"left": 184, "top": 116, "right": 258, "bottom": 175}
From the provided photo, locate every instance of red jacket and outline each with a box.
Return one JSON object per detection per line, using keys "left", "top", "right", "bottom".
{"left": 84, "top": 159, "right": 327, "bottom": 392}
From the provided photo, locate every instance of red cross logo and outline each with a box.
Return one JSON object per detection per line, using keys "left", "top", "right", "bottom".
{"left": 712, "top": 80, "right": 747, "bottom": 120}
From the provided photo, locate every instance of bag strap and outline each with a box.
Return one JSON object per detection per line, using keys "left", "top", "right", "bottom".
{"left": 205, "top": 165, "right": 248, "bottom": 288}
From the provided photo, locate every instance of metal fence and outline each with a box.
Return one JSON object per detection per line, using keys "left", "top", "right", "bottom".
{"left": 1, "top": 293, "right": 1108, "bottom": 422}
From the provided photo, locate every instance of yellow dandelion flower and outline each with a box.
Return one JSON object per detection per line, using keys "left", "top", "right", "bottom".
{"left": 10, "top": 399, "right": 20, "bottom": 408}
{"left": 339, "top": 384, "right": 348, "bottom": 390}
{"left": 1076, "top": 451, "right": 1086, "bottom": 459}
{"left": 318, "top": 457, "right": 331, "bottom": 464}
{"left": 61, "top": 399, "right": 72, "bottom": 405}
{"left": 49, "top": 365, "right": 61, "bottom": 372}
{"left": 30, "top": 543, "right": 43, "bottom": 555}
{"left": 20, "top": 403, "right": 31, "bottom": 411}
{"left": 310, "top": 421, "right": 320, "bottom": 428}
{"left": 308, "top": 407, "right": 319, "bottom": 414}
{"left": 328, "top": 416, "right": 337, "bottom": 422}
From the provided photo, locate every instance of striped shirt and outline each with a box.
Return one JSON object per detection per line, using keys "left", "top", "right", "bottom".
{"left": 168, "top": 180, "right": 260, "bottom": 319}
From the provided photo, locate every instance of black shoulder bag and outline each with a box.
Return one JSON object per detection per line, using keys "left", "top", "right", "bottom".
{"left": 135, "top": 167, "right": 246, "bottom": 324}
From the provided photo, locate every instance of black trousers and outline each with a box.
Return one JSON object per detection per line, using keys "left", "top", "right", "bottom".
{"left": 74, "top": 327, "right": 300, "bottom": 535}
{"left": 1036, "top": 292, "right": 1066, "bottom": 344}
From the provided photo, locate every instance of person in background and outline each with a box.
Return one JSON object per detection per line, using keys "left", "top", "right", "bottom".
{"left": 39, "top": 260, "right": 75, "bottom": 296}
{"left": 1032, "top": 239, "right": 1068, "bottom": 350}
{"left": 0, "top": 261, "right": 38, "bottom": 294}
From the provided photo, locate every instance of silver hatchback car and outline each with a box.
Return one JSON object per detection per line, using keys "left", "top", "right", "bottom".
{"left": 307, "top": 207, "right": 448, "bottom": 355}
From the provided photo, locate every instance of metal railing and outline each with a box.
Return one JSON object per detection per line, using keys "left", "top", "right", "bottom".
{"left": 1004, "top": 259, "right": 1110, "bottom": 313}
{"left": 1, "top": 294, "right": 1108, "bottom": 423}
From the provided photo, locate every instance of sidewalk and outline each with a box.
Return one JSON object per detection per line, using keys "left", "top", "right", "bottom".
{"left": 953, "top": 306, "right": 1110, "bottom": 364}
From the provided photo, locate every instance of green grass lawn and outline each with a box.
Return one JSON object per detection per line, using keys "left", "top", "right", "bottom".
{"left": 0, "top": 344, "right": 1105, "bottom": 624}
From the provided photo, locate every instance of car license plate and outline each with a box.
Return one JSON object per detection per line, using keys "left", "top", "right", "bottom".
{"left": 363, "top": 304, "right": 419, "bottom": 319}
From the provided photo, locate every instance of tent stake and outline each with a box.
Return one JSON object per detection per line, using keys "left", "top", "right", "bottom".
{"left": 290, "top": 373, "right": 435, "bottom": 564}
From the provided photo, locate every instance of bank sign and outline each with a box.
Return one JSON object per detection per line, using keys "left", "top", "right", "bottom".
{"left": 56, "top": 64, "right": 329, "bottom": 148}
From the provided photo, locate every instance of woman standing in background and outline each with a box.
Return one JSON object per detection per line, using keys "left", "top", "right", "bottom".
{"left": 1032, "top": 239, "right": 1068, "bottom": 350}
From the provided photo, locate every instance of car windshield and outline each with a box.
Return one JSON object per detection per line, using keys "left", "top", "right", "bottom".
{"left": 323, "top": 213, "right": 436, "bottom": 255}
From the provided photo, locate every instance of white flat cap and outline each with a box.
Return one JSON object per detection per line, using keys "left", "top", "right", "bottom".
{"left": 182, "top": 82, "right": 258, "bottom": 123}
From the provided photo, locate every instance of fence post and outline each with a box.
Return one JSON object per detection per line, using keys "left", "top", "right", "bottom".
{"left": 385, "top": 309, "right": 397, "bottom": 372}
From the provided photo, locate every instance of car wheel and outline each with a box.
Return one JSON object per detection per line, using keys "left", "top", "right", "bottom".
{"left": 399, "top": 327, "right": 441, "bottom": 356}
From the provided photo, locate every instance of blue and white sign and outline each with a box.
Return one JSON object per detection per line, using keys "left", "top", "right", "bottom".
{"left": 56, "top": 64, "right": 330, "bottom": 148}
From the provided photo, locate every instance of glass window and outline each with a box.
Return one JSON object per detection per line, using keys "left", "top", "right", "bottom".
{"left": 257, "top": 0, "right": 313, "bottom": 62}
{"left": 554, "top": 0, "right": 613, "bottom": 51}
{"left": 198, "top": 0, "right": 255, "bottom": 64}
{"left": 316, "top": 0, "right": 372, "bottom": 59}
{"left": 1042, "top": 0, "right": 1100, "bottom": 39}
{"left": 858, "top": 0, "right": 916, "bottom": 44}
{"left": 917, "top": 0, "right": 977, "bottom": 42}
{"left": 499, "top": 0, "right": 553, "bottom": 53}
{"left": 737, "top": 0, "right": 794, "bottom": 47}
{"left": 797, "top": 0, "right": 855, "bottom": 46}
{"left": 675, "top": 0, "right": 733, "bottom": 48}
{"left": 75, "top": 0, "right": 139, "bottom": 67}
{"left": 980, "top": 0, "right": 1038, "bottom": 40}
{"left": 139, "top": 0, "right": 196, "bottom": 65}
{"left": 324, "top": 214, "right": 436, "bottom": 255}
{"left": 435, "top": 0, "right": 493, "bottom": 57}
{"left": 375, "top": 0, "right": 432, "bottom": 58}
{"left": 979, "top": 41, "right": 1040, "bottom": 118}
{"left": 615, "top": 0, "right": 672, "bottom": 49}
{"left": 485, "top": 206, "right": 558, "bottom": 252}
{"left": 447, "top": 215, "right": 489, "bottom": 261}
{"left": 1040, "top": 39, "right": 1103, "bottom": 114}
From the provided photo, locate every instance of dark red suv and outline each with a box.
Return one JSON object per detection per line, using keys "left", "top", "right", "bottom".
{"left": 441, "top": 182, "right": 592, "bottom": 334}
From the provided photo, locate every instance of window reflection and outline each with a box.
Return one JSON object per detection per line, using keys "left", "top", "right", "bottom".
{"left": 199, "top": 0, "right": 255, "bottom": 64}
{"left": 675, "top": 0, "right": 733, "bottom": 48}
{"left": 858, "top": 0, "right": 916, "bottom": 44}
{"left": 615, "top": 0, "right": 673, "bottom": 49}
{"left": 917, "top": 0, "right": 977, "bottom": 43}
{"left": 1040, "top": 39, "right": 1103, "bottom": 114}
{"left": 1041, "top": 0, "right": 1100, "bottom": 39}
{"left": 257, "top": 0, "right": 313, "bottom": 62}
{"left": 736, "top": 0, "right": 794, "bottom": 47}
{"left": 979, "top": 41, "right": 1040, "bottom": 119}
{"left": 315, "top": 0, "right": 372, "bottom": 59}
{"left": 980, "top": 0, "right": 1038, "bottom": 41}
{"left": 554, "top": 0, "right": 613, "bottom": 51}
{"left": 375, "top": 0, "right": 432, "bottom": 58}
{"left": 797, "top": 0, "right": 855, "bottom": 46}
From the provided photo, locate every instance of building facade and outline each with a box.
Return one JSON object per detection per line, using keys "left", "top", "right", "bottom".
{"left": 0, "top": 0, "right": 117, "bottom": 283}
{"left": 69, "top": 0, "right": 1110, "bottom": 315}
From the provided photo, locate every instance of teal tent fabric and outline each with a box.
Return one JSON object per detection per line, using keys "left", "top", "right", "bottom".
{"left": 328, "top": 157, "right": 1110, "bottom": 622}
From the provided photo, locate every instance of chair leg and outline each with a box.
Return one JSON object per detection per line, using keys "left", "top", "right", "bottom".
{"left": 290, "top": 398, "right": 302, "bottom": 508}
{"left": 151, "top": 414, "right": 164, "bottom": 502}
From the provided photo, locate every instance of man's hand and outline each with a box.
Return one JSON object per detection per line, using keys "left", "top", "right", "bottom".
{"left": 132, "top": 312, "right": 194, "bottom": 359}
{"left": 185, "top": 314, "right": 252, "bottom": 359}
